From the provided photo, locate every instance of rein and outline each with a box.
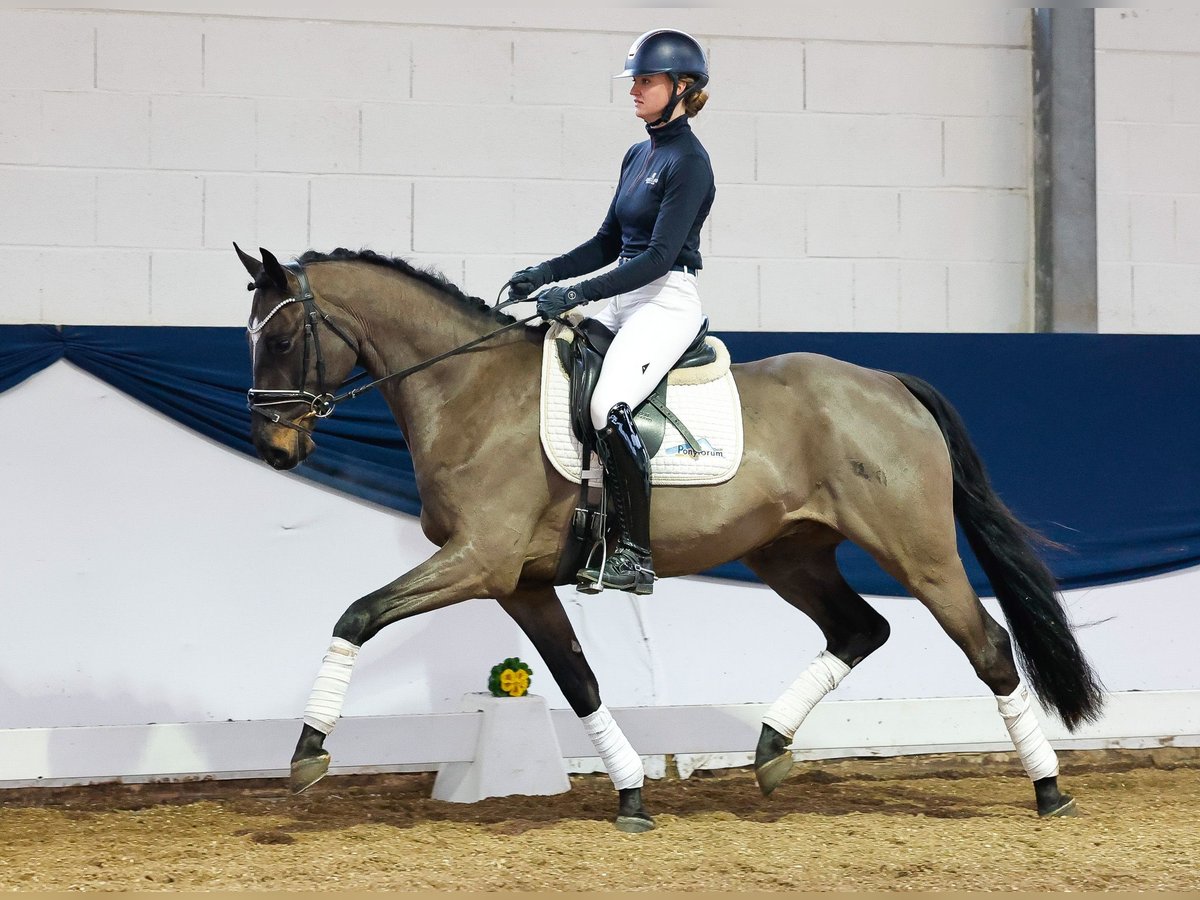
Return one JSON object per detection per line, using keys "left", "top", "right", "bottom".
{"left": 247, "top": 262, "right": 540, "bottom": 429}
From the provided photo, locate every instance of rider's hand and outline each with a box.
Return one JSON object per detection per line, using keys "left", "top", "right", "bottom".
{"left": 507, "top": 262, "right": 553, "bottom": 301}
{"left": 536, "top": 285, "right": 586, "bottom": 320}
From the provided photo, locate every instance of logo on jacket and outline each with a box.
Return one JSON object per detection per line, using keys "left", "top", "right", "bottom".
{"left": 645, "top": 171, "right": 659, "bottom": 186}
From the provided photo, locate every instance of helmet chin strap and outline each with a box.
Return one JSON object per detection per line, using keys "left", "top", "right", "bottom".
{"left": 650, "top": 74, "right": 693, "bottom": 127}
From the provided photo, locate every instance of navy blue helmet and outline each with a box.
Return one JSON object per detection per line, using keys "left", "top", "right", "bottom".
{"left": 615, "top": 29, "right": 709, "bottom": 90}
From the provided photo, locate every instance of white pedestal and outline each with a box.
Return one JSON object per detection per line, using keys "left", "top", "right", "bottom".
{"left": 431, "top": 692, "right": 571, "bottom": 803}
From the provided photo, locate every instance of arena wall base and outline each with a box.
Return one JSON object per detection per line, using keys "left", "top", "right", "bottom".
{"left": 431, "top": 693, "right": 570, "bottom": 802}
{"left": 0, "top": 690, "right": 1197, "bottom": 790}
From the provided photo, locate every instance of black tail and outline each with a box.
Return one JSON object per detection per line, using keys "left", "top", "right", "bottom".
{"left": 891, "top": 372, "right": 1104, "bottom": 731}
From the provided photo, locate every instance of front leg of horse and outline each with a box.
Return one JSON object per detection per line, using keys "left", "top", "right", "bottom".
{"left": 289, "top": 544, "right": 517, "bottom": 794}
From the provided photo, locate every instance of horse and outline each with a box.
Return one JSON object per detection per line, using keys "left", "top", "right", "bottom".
{"left": 237, "top": 243, "right": 1104, "bottom": 832}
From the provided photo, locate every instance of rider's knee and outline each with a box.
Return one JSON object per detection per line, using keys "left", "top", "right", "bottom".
{"left": 590, "top": 394, "right": 615, "bottom": 432}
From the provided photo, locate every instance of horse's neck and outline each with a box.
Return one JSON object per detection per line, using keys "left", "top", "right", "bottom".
{"left": 346, "top": 273, "right": 533, "bottom": 456}
{"left": 322, "top": 266, "right": 486, "bottom": 380}
{"left": 354, "top": 280, "right": 479, "bottom": 368}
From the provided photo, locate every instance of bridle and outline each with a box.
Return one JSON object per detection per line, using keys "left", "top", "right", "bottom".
{"left": 246, "top": 263, "right": 359, "bottom": 430}
{"left": 246, "top": 261, "right": 540, "bottom": 433}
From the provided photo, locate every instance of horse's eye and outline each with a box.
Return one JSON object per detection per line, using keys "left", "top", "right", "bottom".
{"left": 269, "top": 337, "right": 293, "bottom": 354}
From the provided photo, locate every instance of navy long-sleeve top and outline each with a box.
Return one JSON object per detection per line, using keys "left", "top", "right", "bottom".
{"left": 545, "top": 115, "right": 715, "bottom": 302}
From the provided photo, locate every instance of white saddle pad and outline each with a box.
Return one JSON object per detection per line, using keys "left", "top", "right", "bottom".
{"left": 539, "top": 320, "right": 744, "bottom": 486}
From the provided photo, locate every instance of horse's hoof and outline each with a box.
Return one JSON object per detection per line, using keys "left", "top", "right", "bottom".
{"left": 1039, "top": 795, "right": 1078, "bottom": 818}
{"left": 289, "top": 752, "right": 331, "bottom": 794}
{"left": 755, "top": 751, "right": 794, "bottom": 796}
{"left": 615, "top": 814, "right": 656, "bottom": 833}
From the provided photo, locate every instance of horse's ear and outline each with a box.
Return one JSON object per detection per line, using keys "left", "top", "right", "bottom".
{"left": 259, "top": 247, "right": 291, "bottom": 294}
{"left": 234, "top": 242, "right": 263, "bottom": 281}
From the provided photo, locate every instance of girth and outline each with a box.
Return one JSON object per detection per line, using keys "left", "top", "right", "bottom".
{"left": 555, "top": 317, "right": 714, "bottom": 458}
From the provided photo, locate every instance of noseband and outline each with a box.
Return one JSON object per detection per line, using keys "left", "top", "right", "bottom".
{"left": 247, "top": 261, "right": 541, "bottom": 432}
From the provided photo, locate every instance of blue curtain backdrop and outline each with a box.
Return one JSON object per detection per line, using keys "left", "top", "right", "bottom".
{"left": 3, "top": 324, "right": 1197, "bottom": 596}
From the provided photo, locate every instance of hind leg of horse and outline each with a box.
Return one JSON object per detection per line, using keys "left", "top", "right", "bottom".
{"left": 498, "top": 585, "right": 654, "bottom": 833}
{"left": 289, "top": 540, "right": 523, "bottom": 794}
{"left": 876, "top": 547, "right": 1075, "bottom": 817}
{"left": 741, "top": 537, "right": 892, "bottom": 796}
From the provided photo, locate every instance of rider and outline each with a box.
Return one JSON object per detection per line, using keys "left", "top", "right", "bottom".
{"left": 508, "top": 29, "right": 715, "bottom": 595}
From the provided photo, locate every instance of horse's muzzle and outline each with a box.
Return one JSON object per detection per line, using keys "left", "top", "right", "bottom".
{"left": 252, "top": 419, "right": 314, "bottom": 470}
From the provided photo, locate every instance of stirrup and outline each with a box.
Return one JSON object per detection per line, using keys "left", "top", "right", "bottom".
{"left": 577, "top": 547, "right": 655, "bottom": 595}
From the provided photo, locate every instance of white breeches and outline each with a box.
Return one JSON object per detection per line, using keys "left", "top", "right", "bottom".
{"left": 589, "top": 270, "right": 704, "bottom": 431}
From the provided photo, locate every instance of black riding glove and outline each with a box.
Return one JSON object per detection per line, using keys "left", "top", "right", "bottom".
{"left": 507, "top": 262, "right": 554, "bottom": 300}
{"left": 536, "top": 285, "right": 588, "bottom": 320}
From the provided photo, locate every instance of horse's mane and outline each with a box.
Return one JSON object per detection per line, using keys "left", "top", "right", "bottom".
{"left": 298, "top": 248, "right": 515, "bottom": 324}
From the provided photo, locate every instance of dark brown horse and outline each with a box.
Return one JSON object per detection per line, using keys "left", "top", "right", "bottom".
{"left": 237, "top": 244, "right": 1103, "bottom": 831}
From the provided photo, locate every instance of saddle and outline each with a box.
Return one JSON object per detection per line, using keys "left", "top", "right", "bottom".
{"left": 555, "top": 317, "right": 715, "bottom": 458}
{"left": 553, "top": 316, "right": 716, "bottom": 585}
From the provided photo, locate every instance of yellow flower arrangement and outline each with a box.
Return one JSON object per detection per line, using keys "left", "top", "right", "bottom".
{"left": 488, "top": 657, "right": 533, "bottom": 698}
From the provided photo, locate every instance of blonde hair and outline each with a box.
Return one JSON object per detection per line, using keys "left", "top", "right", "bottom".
{"left": 679, "top": 76, "right": 709, "bottom": 118}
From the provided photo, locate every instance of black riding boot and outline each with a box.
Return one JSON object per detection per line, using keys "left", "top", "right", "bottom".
{"left": 577, "top": 403, "right": 655, "bottom": 595}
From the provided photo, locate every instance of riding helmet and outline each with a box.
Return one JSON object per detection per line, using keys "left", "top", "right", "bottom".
{"left": 615, "top": 29, "right": 709, "bottom": 90}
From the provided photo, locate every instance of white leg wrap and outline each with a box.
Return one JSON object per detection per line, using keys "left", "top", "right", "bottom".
{"left": 996, "top": 682, "right": 1059, "bottom": 781}
{"left": 302, "top": 637, "right": 360, "bottom": 734}
{"left": 763, "top": 650, "right": 852, "bottom": 740}
{"left": 581, "top": 704, "right": 644, "bottom": 791}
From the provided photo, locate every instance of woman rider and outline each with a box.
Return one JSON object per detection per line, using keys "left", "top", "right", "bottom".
{"left": 508, "top": 29, "right": 715, "bottom": 595}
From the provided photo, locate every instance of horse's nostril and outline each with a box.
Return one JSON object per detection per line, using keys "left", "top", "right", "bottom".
{"left": 262, "top": 445, "right": 292, "bottom": 469}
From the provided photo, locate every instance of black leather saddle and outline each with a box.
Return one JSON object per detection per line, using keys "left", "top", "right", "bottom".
{"left": 555, "top": 317, "right": 714, "bottom": 458}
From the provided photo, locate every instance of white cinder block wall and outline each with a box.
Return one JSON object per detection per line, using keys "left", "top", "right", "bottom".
{"left": 2, "top": 6, "right": 1036, "bottom": 332}
{"left": 3, "top": 6, "right": 1196, "bottom": 334}
{"left": 1096, "top": 8, "right": 1200, "bottom": 333}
